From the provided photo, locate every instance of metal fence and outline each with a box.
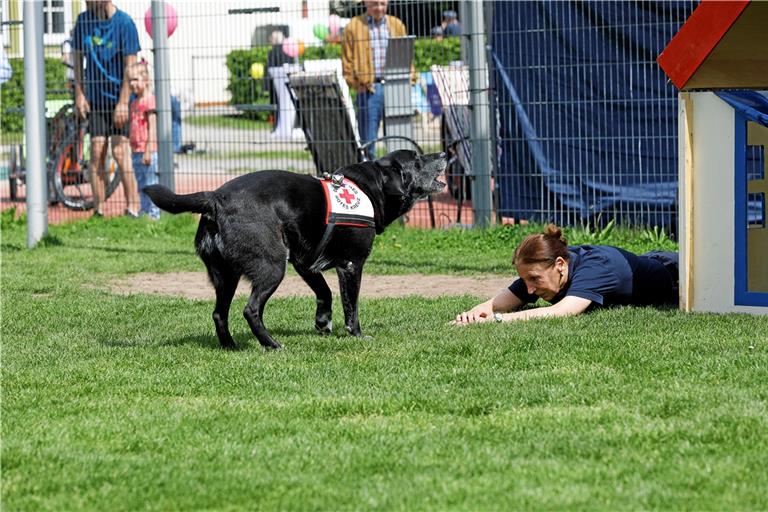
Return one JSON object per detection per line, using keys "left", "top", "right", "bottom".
{"left": 1, "top": 0, "right": 696, "bottom": 231}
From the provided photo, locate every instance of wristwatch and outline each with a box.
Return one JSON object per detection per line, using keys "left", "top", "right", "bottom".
{"left": 493, "top": 312, "right": 503, "bottom": 323}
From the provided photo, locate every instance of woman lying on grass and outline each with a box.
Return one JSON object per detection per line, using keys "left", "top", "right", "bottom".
{"left": 452, "top": 224, "right": 679, "bottom": 325}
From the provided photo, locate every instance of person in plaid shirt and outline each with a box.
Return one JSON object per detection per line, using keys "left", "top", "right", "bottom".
{"left": 342, "top": 0, "right": 409, "bottom": 159}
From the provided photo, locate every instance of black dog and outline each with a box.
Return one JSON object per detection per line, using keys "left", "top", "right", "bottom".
{"left": 144, "top": 150, "right": 446, "bottom": 350}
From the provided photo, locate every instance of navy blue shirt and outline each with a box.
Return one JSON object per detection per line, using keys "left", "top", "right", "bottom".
{"left": 509, "top": 245, "right": 678, "bottom": 308}
{"left": 73, "top": 8, "right": 140, "bottom": 107}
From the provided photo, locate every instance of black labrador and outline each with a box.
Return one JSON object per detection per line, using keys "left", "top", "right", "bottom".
{"left": 144, "top": 150, "right": 447, "bottom": 350}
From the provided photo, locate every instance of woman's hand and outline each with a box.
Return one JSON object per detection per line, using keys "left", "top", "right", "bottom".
{"left": 142, "top": 152, "right": 151, "bottom": 165}
{"left": 451, "top": 302, "right": 494, "bottom": 326}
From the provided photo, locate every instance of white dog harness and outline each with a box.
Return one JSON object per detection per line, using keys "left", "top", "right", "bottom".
{"left": 309, "top": 173, "right": 375, "bottom": 271}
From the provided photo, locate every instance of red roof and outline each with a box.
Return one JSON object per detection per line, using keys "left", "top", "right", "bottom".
{"left": 657, "top": 0, "right": 761, "bottom": 90}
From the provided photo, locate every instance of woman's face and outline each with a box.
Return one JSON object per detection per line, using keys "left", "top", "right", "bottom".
{"left": 515, "top": 257, "right": 568, "bottom": 302}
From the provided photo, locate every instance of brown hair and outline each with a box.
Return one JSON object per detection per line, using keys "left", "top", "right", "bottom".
{"left": 513, "top": 224, "right": 569, "bottom": 267}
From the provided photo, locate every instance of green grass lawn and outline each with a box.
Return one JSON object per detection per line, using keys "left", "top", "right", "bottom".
{"left": 2, "top": 214, "right": 766, "bottom": 510}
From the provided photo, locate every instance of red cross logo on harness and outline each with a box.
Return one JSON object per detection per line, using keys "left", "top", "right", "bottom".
{"left": 338, "top": 187, "right": 356, "bottom": 204}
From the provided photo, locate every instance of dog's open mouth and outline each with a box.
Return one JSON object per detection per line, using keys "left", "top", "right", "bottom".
{"left": 432, "top": 160, "right": 448, "bottom": 191}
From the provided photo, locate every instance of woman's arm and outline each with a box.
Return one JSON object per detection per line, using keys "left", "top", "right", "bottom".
{"left": 452, "top": 288, "right": 524, "bottom": 325}
{"left": 495, "top": 295, "right": 592, "bottom": 322}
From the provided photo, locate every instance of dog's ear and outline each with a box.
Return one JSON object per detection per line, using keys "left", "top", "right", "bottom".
{"left": 376, "top": 150, "right": 418, "bottom": 189}
{"left": 375, "top": 150, "right": 417, "bottom": 172}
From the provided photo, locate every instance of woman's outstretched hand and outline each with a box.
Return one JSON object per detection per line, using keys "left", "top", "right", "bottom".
{"left": 451, "top": 303, "right": 494, "bottom": 326}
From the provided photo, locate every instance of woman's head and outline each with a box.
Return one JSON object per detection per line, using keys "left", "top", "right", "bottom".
{"left": 513, "top": 224, "right": 570, "bottom": 301}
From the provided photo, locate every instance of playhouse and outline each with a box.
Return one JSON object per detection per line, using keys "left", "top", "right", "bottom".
{"left": 657, "top": 0, "right": 768, "bottom": 314}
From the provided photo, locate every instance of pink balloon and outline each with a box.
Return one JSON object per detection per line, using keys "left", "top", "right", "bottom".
{"left": 329, "top": 14, "right": 341, "bottom": 36}
{"left": 144, "top": 4, "right": 178, "bottom": 38}
{"left": 282, "top": 37, "right": 299, "bottom": 58}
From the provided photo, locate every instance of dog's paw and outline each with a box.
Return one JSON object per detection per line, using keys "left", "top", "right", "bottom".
{"left": 315, "top": 321, "right": 332, "bottom": 335}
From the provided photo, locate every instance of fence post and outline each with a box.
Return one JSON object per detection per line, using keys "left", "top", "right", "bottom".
{"left": 24, "top": 0, "right": 48, "bottom": 247}
{"left": 151, "top": 0, "right": 174, "bottom": 192}
{"left": 464, "top": 0, "right": 493, "bottom": 228}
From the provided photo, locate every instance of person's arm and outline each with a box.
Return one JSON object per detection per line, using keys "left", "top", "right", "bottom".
{"left": 143, "top": 109, "right": 157, "bottom": 165}
{"left": 73, "top": 50, "right": 90, "bottom": 120}
{"left": 113, "top": 53, "right": 137, "bottom": 128}
{"left": 341, "top": 19, "right": 363, "bottom": 92}
{"left": 494, "top": 295, "right": 592, "bottom": 322}
{"left": 452, "top": 287, "right": 524, "bottom": 325}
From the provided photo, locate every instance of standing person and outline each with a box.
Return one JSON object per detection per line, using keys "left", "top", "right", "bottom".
{"left": 127, "top": 62, "right": 160, "bottom": 220}
{"left": 342, "top": 0, "right": 410, "bottom": 159}
{"left": 263, "top": 30, "right": 292, "bottom": 131}
{"left": 441, "top": 10, "right": 461, "bottom": 37}
{"left": 452, "top": 225, "right": 679, "bottom": 325}
{"left": 72, "top": 0, "right": 140, "bottom": 217}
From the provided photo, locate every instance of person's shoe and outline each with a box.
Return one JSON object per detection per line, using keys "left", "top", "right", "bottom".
{"left": 124, "top": 209, "right": 140, "bottom": 219}
{"left": 92, "top": 210, "right": 104, "bottom": 219}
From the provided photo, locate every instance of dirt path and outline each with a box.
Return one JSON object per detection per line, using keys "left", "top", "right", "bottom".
{"left": 107, "top": 272, "right": 513, "bottom": 300}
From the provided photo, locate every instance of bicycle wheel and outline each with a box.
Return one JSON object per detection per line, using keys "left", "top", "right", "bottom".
{"left": 50, "top": 119, "right": 122, "bottom": 211}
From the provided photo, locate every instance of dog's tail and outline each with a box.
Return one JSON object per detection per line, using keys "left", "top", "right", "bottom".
{"left": 143, "top": 185, "right": 214, "bottom": 215}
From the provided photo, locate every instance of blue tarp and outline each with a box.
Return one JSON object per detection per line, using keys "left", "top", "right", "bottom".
{"left": 490, "top": 1, "right": 697, "bottom": 227}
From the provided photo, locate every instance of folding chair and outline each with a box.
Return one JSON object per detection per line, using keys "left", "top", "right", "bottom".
{"left": 287, "top": 67, "right": 424, "bottom": 173}
{"left": 432, "top": 63, "right": 472, "bottom": 222}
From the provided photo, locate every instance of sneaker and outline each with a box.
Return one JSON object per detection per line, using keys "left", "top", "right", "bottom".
{"left": 92, "top": 210, "right": 104, "bottom": 219}
{"left": 124, "top": 209, "right": 140, "bottom": 219}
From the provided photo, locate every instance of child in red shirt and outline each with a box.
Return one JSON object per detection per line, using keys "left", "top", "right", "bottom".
{"left": 128, "top": 61, "right": 160, "bottom": 219}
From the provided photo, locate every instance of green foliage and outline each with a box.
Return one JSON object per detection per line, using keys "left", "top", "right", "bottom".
{"left": 570, "top": 218, "right": 617, "bottom": 245}
{"left": 413, "top": 36, "right": 462, "bottom": 70}
{"left": 300, "top": 43, "right": 342, "bottom": 62}
{"left": 225, "top": 47, "right": 271, "bottom": 120}
{"left": 1, "top": 58, "right": 69, "bottom": 134}
{"left": 1, "top": 207, "right": 25, "bottom": 230}
{"left": 641, "top": 225, "right": 676, "bottom": 250}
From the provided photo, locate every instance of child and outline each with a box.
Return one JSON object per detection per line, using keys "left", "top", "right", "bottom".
{"left": 128, "top": 61, "right": 161, "bottom": 220}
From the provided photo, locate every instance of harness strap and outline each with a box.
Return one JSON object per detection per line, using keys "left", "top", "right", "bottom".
{"left": 309, "top": 222, "right": 336, "bottom": 273}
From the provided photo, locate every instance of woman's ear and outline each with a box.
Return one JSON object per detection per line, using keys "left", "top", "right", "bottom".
{"left": 555, "top": 256, "right": 567, "bottom": 274}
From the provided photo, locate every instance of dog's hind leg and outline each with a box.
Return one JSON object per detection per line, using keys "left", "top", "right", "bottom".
{"left": 336, "top": 262, "right": 364, "bottom": 336}
{"left": 208, "top": 267, "right": 241, "bottom": 350}
{"left": 242, "top": 261, "right": 285, "bottom": 350}
{"left": 293, "top": 264, "right": 333, "bottom": 334}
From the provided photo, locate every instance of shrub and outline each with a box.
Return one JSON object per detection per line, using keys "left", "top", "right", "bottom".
{"left": 1, "top": 58, "right": 68, "bottom": 134}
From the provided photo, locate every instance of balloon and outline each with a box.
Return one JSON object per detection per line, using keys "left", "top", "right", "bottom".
{"left": 329, "top": 14, "right": 341, "bottom": 36}
{"left": 313, "top": 23, "right": 329, "bottom": 41}
{"left": 144, "top": 4, "right": 178, "bottom": 38}
{"left": 250, "top": 62, "right": 264, "bottom": 80}
{"left": 282, "top": 37, "right": 299, "bottom": 58}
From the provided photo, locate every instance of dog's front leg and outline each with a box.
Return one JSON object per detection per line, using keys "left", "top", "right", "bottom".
{"left": 336, "top": 261, "right": 363, "bottom": 336}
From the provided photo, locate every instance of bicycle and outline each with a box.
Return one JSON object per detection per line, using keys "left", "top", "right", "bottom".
{"left": 7, "top": 101, "right": 122, "bottom": 210}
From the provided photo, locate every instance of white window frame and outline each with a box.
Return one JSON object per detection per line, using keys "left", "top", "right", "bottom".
{"left": 42, "top": 0, "right": 71, "bottom": 46}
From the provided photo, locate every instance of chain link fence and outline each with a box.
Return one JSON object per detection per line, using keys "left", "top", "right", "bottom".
{"left": 1, "top": 1, "right": 695, "bottom": 231}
